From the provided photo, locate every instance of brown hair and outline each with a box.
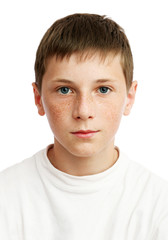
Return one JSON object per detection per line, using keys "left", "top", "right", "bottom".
{"left": 34, "top": 13, "right": 133, "bottom": 94}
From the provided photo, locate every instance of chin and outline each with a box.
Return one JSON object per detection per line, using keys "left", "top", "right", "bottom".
{"left": 68, "top": 147, "right": 98, "bottom": 158}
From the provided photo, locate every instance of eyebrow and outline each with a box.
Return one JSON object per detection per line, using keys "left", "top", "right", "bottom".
{"left": 51, "top": 78, "right": 116, "bottom": 84}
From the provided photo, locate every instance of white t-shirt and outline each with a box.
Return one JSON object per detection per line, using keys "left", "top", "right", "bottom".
{"left": 0, "top": 145, "right": 168, "bottom": 240}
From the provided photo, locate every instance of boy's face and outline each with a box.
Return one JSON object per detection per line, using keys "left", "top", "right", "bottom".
{"left": 33, "top": 53, "right": 137, "bottom": 158}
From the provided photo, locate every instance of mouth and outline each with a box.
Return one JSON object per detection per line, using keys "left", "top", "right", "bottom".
{"left": 70, "top": 130, "right": 100, "bottom": 139}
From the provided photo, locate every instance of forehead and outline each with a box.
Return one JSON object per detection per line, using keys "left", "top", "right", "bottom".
{"left": 45, "top": 50, "right": 122, "bottom": 68}
{"left": 42, "top": 51, "right": 126, "bottom": 93}
{"left": 44, "top": 53, "right": 123, "bottom": 80}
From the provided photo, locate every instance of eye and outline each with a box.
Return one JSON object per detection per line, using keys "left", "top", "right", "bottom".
{"left": 57, "top": 87, "right": 72, "bottom": 95}
{"left": 98, "top": 87, "right": 111, "bottom": 94}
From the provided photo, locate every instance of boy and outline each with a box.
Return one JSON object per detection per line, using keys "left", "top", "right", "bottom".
{"left": 0, "top": 13, "right": 168, "bottom": 239}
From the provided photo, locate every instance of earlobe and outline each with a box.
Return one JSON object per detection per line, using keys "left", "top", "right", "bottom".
{"left": 123, "top": 81, "right": 138, "bottom": 116}
{"left": 32, "top": 83, "right": 45, "bottom": 116}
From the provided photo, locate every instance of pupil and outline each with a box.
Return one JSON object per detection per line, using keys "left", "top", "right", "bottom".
{"left": 61, "top": 87, "right": 69, "bottom": 94}
{"left": 100, "top": 87, "right": 108, "bottom": 93}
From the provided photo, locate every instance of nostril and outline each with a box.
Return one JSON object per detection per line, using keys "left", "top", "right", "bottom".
{"left": 76, "top": 115, "right": 93, "bottom": 120}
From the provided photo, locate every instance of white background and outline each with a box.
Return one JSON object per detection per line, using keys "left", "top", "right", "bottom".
{"left": 0, "top": 0, "right": 168, "bottom": 180}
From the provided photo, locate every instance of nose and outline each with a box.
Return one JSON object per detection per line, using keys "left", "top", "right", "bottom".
{"left": 72, "top": 93, "right": 96, "bottom": 120}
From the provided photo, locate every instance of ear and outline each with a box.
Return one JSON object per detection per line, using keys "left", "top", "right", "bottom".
{"left": 123, "top": 81, "right": 138, "bottom": 116}
{"left": 32, "top": 82, "right": 45, "bottom": 116}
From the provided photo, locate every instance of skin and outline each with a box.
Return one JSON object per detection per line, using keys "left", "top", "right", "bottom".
{"left": 32, "top": 52, "right": 137, "bottom": 176}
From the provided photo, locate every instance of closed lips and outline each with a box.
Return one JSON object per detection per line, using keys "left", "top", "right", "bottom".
{"left": 71, "top": 130, "right": 99, "bottom": 134}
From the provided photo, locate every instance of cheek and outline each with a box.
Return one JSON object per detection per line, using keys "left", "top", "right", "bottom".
{"left": 104, "top": 106, "right": 123, "bottom": 142}
{"left": 43, "top": 99, "right": 71, "bottom": 124}
{"left": 99, "top": 99, "right": 125, "bottom": 121}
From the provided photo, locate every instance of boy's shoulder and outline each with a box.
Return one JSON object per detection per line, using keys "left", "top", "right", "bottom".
{"left": 0, "top": 148, "right": 44, "bottom": 191}
{"left": 119, "top": 151, "right": 168, "bottom": 199}
{"left": 124, "top": 152, "right": 168, "bottom": 186}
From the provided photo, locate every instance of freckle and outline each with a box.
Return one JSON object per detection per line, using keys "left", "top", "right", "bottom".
{"left": 50, "top": 102, "right": 71, "bottom": 119}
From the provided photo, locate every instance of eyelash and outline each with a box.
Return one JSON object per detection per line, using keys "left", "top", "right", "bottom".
{"left": 56, "top": 86, "right": 113, "bottom": 95}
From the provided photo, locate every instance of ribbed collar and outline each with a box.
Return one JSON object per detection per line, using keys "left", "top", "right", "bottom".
{"left": 35, "top": 144, "right": 130, "bottom": 194}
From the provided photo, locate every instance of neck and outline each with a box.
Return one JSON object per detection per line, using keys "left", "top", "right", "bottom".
{"left": 47, "top": 140, "right": 119, "bottom": 176}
